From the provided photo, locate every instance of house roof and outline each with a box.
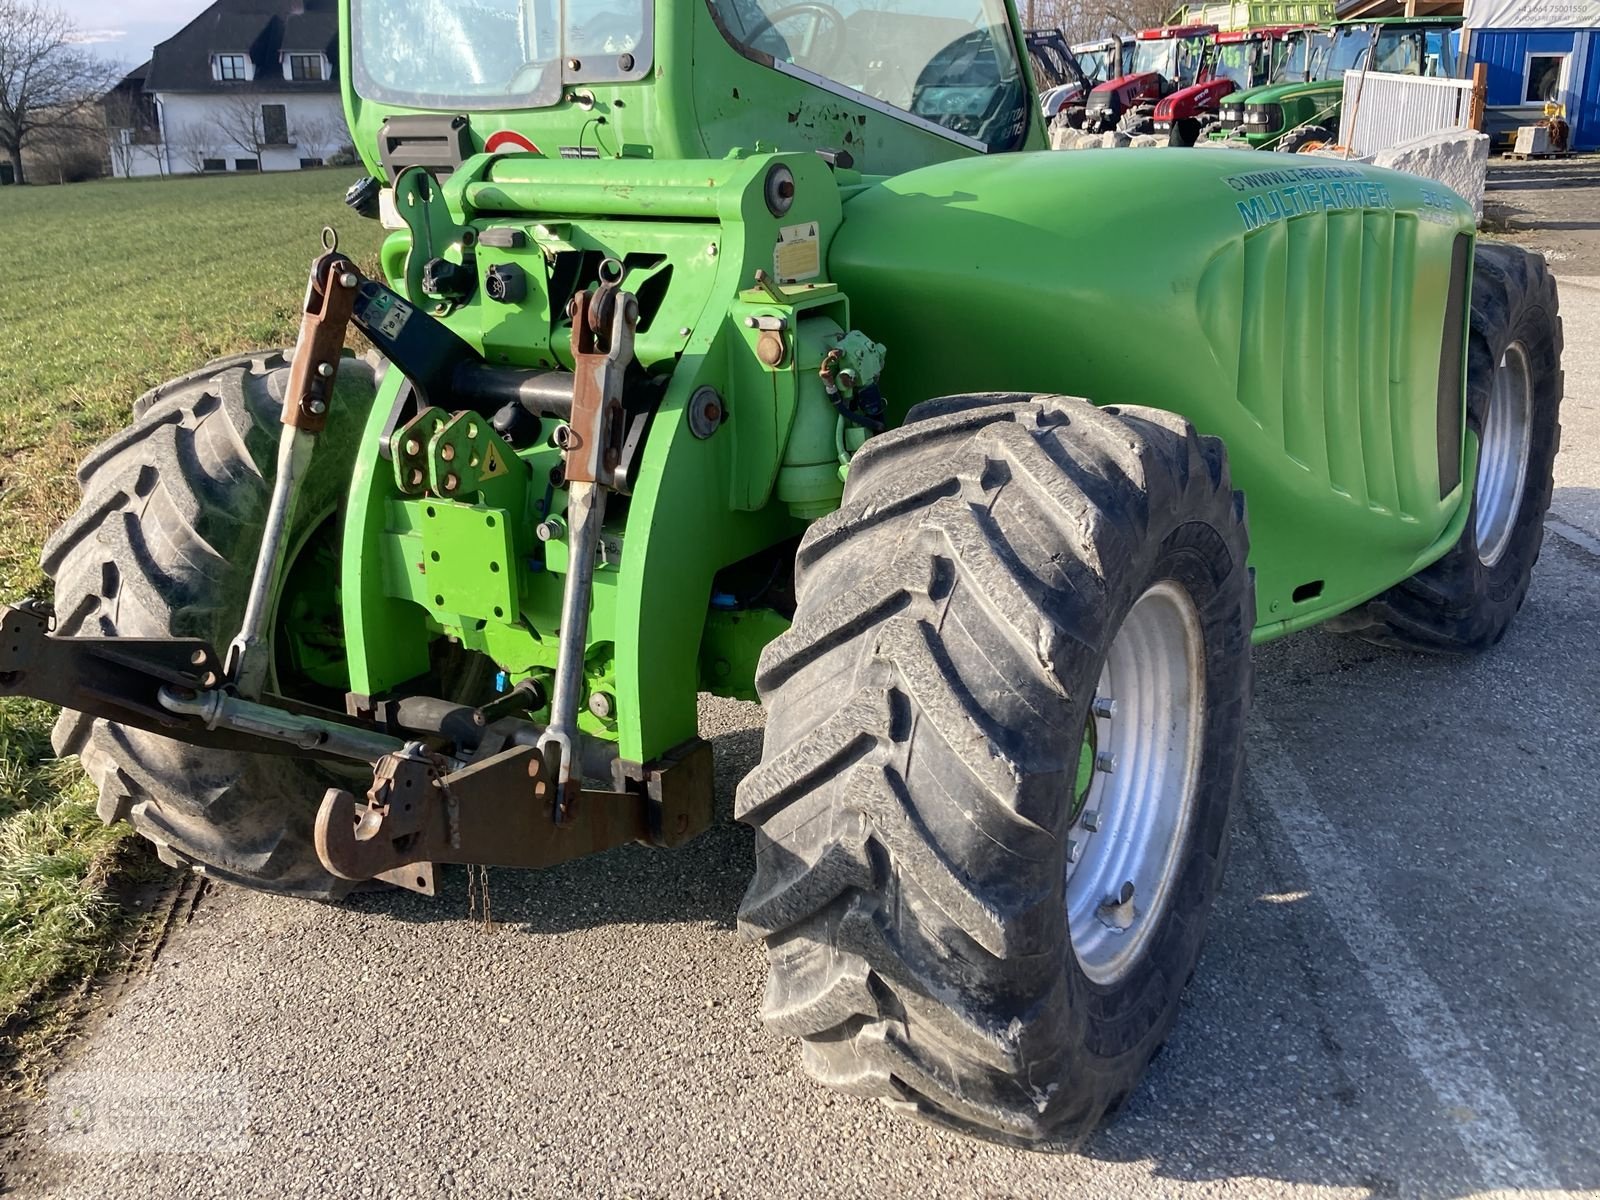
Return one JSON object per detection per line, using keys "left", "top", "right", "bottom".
{"left": 143, "top": 0, "right": 339, "bottom": 94}
{"left": 280, "top": 10, "right": 336, "bottom": 50}
{"left": 108, "top": 60, "right": 152, "bottom": 95}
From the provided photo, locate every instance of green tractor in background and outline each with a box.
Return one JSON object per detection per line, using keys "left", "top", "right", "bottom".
{"left": 1214, "top": 15, "right": 1461, "bottom": 150}
{"left": 1205, "top": 22, "right": 1328, "bottom": 142}
{"left": 2, "top": 0, "right": 1563, "bottom": 1149}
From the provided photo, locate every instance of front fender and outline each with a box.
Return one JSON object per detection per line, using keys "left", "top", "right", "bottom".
{"left": 830, "top": 149, "right": 1478, "bottom": 635}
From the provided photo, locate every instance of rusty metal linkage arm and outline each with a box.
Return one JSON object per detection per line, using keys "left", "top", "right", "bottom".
{"left": 226, "top": 241, "right": 360, "bottom": 699}
{"left": 313, "top": 739, "right": 712, "bottom": 893}
{"left": 0, "top": 602, "right": 398, "bottom": 760}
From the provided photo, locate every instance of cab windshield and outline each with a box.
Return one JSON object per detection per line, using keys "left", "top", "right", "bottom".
{"left": 1210, "top": 42, "right": 1255, "bottom": 88}
{"left": 1130, "top": 37, "right": 1176, "bottom": 79}
{"left": 711, "top": 0, "right": 1029, "bottom": 150}
{"left": 1075, "top": 44, "right": 1114, "bottom": 83}
{"left": 352, "top": 0, "right": 651, "bottom": 110}
{"left": 1129, "top": 35, "right": 1204, "bottom": 88}
{"left": 1323, "top": 24, "right": 1454, "bottom": 79}
{"left": 1275, "top": 29, "right": 1322, "bottom": 83}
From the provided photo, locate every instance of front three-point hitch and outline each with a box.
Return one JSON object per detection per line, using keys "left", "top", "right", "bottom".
{"left": 0, "top": 239, "right": 711, "bottom": 894}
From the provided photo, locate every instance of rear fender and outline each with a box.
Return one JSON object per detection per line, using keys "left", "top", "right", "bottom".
{"left": 1041, "top": 83, "right": 1086, "bottom": 118}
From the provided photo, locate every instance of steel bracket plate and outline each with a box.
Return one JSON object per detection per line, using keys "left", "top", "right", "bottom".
{"left": 400, "top": 499, "right": 521, "bottom": 623}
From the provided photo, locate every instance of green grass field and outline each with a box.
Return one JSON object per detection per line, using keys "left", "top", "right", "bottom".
{"left": 0, "top": 169, "right": 383, "bottom": 1032}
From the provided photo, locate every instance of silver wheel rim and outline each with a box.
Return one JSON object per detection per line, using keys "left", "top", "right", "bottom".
{"left": 1066, "top": 580, "right": 1206, "bottom": 987}
{"left": 1475, "top": 342, "right": 1534, "bottom": 568}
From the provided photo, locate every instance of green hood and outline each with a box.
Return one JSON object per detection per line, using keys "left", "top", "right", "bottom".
{"left": 1232, "top": 76, "right": 1338, "bottom": 109}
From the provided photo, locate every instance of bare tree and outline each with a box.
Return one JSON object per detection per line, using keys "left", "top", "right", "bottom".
{"left": 171, "top": 121, "right": 221, "bottom": 173}
{"left": 211, "top": 87, "right": 269, "bottom": 164}
{"left": 0, "top": 0, "right": 118, "bottom": 184}
{"left": 291, "top": 111, "right": 348, "bottom": 162}
{"left": 106, "top": 121, "right": 131, "bottom": 177}
{"left": 30, "top": 131, "right": 103, "bottom": 182}
{"left": 102, "top": 86, "right": 165, "bottom": 177}
{"left": 1026, "top": 0, "right": 1178, "bottom": 42}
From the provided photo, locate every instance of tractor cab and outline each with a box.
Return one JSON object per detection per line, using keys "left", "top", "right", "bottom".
{"left": 1150, "top": 24, "right": 1311, "bottom": 144}
{"left": 1069, "top": 35, "right": 1129, "bottom": 86}
{"left": 1026, "top": 28, "right": 1094, "bottom": 121}
{"left": 1212, "top": 25, "right": 1310, "bottom": 90}
{"left": 1273, "top": 23, "right": 1329, "bottom": 85}
{"left": 1211, "top": 25, "right": 1330, "bottom": 135}
{"left": 1081, "top": 24, "right": 1215, "bottom": 132}
{"left": 347, "top": 0, "right": 1045, "bottom": 181}
{"left": 1320, "top": 17, "right": 1459, "bottom": 78}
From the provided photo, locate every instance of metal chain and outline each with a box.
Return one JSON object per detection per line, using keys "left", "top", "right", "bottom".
{"left": 466, "top": 864, "right": 496, "bottom": 933}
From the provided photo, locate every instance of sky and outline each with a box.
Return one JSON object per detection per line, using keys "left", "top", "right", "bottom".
{"left": 59, "top": 0, "right": 197, "bottom": 69}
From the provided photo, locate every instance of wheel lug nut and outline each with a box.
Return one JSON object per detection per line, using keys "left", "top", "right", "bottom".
{"left": 1095, "top": 751, "right": 1117, "bottom": 774}
{"left": 1092, "top": 696, "right": 1117, "bottom": 719}
{"left": 1081, "top": 809, "right": 1101, "bottom": 832}
{"left": 1066, "top": 838, "right": 1082, "bottom": 864}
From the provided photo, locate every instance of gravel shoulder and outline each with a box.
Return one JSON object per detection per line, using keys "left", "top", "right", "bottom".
{"left": 1482, "top": 154, "right": 1600, "bottom": 274}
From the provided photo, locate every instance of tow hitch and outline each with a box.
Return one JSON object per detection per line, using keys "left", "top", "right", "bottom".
{"left": 313, "top": 738, "right": 712, "bottom": 894}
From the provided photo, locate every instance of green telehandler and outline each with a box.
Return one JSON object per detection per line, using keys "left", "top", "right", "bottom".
{"left": 1, "top": 0, "right": 1562, "bottom": 1148}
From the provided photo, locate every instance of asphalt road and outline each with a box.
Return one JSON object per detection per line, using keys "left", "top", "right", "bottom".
{"left": 5, "top": 277, "right": 1598, "bottom": 1200}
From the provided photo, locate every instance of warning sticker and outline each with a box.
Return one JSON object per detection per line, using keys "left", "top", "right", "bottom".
{"left": 377, "top": 297, "right": 412, "bottom": 339}
{"left": 481, "top": 441, "right": 506, "bottom": 477}
{"left": 774, "top": 222, "right": 821, "bottom": 283}
{"left": 357, "top": 288, "right": 413, "bottom": 340}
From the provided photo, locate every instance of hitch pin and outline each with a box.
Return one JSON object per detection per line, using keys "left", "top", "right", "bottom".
{"left": 225, "top": 237, "right": 360, "bottom": 699}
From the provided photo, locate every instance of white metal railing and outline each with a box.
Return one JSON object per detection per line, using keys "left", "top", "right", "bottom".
{"left": 1337, "top": 70, "right": 1476, "bottom": 157}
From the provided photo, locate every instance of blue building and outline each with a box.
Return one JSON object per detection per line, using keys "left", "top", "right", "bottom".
{"left": 1463, "top": 0, "right": 1600, "bottom": 150}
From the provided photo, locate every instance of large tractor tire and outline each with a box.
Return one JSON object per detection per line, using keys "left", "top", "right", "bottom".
{"left": 1167, "top": 116, "right": 1202, "bottom": 147}
{"left": 1329, "top": 243, "right": 1562, "bottom": 652}
{"left": 1275, "top": 124, "right": 1331, "bottom": 153}
{"left": 737, "top": 394, "right": 1254, "bottom": 1146}
{"left": 44, "top": 350, "right": 378, "bottom": 898}
{"left": 1117, "top": 105, "right": 1155, "bottom": 136}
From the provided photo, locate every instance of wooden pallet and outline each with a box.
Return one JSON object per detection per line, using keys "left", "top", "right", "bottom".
{"left": 1506, "top": 150, "right": 1575, "bottom": 160}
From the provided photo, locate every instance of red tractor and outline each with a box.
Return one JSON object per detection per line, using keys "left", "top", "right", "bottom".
{"left": 1149, "top": 25, "right": 1313, "bottom": 146}
{"left": 1081, "top": 24, "right": 1215, "bottom": 134}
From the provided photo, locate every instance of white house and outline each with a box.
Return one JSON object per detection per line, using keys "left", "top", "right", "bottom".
{"left": 105, "top": 0, "right": 350, "bottom": 178}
